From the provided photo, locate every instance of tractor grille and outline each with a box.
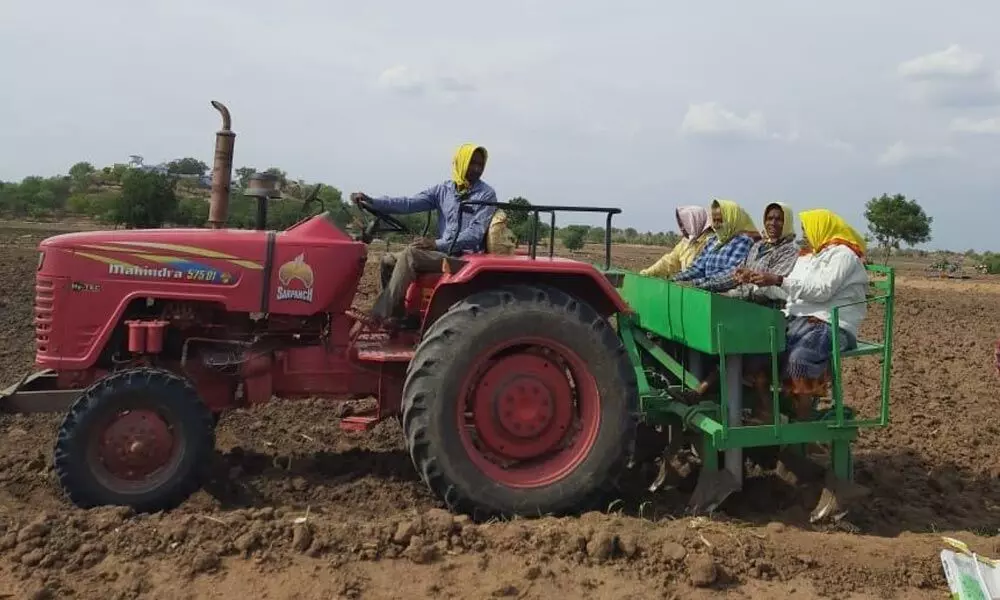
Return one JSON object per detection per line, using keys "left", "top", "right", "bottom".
{"left": 34, "top": 277, "right": 55, "bottom": 355}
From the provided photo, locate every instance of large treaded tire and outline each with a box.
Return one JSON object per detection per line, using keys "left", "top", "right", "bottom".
{"left": 402, "top": 284, "right": 638, "bottom": 518}
{"left": 53, "top": 367, "right": 216, "bottom": 513}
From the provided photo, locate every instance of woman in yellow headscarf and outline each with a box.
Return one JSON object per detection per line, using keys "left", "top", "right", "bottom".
{"left": 743, "top": 208, "right": 869, "bottom": 421}
{"left": 672, "top": 198, "right": 759, "bottom": 289}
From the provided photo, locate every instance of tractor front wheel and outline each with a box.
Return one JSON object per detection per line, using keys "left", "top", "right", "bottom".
{"left": 53, "top": 367, "right": 216, "bottom": 513}
{"left": 402, "top": 285, "right": 637, "bottom": 518}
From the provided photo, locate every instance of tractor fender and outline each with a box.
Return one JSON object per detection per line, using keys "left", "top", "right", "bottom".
{"left": 45, "top": 289, "right": 227, "bottom": 371}
{"left": 423, "top": 257, "right": 631, "bottom": 330}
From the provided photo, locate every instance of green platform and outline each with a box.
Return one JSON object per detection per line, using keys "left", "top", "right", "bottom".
{"left": 617, "top": 270, "right": 786, "bottom": 355}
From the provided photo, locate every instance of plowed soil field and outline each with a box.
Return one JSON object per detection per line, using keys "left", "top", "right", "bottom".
{"left": 0, "top": 225, "right": 998, "bottom": 599}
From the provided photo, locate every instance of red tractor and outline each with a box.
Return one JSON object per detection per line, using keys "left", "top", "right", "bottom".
{"left": 1, "top": 102, "right": 638, "bottom": 518}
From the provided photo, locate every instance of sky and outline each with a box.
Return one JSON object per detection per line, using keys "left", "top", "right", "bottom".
{"left": 2, "top": 1, "right": 999, "bottom": 250}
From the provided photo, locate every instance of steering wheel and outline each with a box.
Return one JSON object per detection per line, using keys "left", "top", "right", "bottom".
{"left": 354, "top": 197, "right": 413, "bottom": 243}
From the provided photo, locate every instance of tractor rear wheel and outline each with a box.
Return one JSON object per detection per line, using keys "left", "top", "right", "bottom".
{"left": 402, "top": 285, "right": 637, "bottom": 518}
{"left": 53, "top": 367, "right": 216, "bottom": 513}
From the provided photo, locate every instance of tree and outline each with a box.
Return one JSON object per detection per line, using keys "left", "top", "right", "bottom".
{"left": 864, "top": 193, "right": 933, "bottom": 263}
{"left": 69, "top": 162, "right": 95, "bottom": 180}
{"left": 166, "top": 157, "right": 209, "bottom": 176}
{"left": 235, "top": 167, "right": 256, "bottom": 189}
{"left": 562, "top": 225, "right": 586, "bottom": 251}
{"left": 263, "top": 167, "right": 288, "bottom": 187}
{"left": 116, "top": 169, "right": 178, "bottom": 228}
{"left": 506, "top": 196, "right": 533, "bottom": 244}
{"left": 173, "top": 197, "right": 209, "bottom": 226}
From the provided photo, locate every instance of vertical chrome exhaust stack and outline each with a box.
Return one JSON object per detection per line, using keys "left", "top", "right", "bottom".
{"left": 207, "top": 101, "right": 235, "bottom": 228}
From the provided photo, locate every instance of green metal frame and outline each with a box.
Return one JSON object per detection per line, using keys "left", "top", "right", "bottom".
{"left": 610, "top": 264, "right": 895, "bottom": 482}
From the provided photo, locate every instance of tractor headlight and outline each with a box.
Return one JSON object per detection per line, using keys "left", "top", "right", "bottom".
{"left": 37, "top": 251, "right": 44, "bottom": 271}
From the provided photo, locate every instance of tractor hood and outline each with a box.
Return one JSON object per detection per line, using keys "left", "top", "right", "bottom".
{"left": 39, "top": 228, "right": 271, "bottom": 283}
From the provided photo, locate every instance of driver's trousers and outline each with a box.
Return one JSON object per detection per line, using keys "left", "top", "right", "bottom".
{"left": 372, "top": 247, "right": 449, "bottom": 320}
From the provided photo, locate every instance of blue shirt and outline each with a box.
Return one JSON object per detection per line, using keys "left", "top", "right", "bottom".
{"left": 367, "top": 180, "right": 497, "bottom": 254}
{"left": 672, "top": 233, "right": 755, "bottom": 289}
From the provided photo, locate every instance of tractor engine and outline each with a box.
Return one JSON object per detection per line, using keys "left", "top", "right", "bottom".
{"left": 104, "top": 300, "right": 332, "bottom": 413}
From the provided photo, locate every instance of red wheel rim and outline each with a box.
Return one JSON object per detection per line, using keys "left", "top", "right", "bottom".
{"left": 458, "top": 337, "right": 601, "bottom": 488}
{"left": 89, "top": 408, "right": 182, "bottom": 493}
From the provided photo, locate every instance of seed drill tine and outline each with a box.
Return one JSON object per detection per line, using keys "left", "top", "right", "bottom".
{"left": 690, "top": 465, "right": 741, "bottom": 514}
{"left": 648, "top": 425, "right": 681, "bottom": 492}
{"left": 812, "top": 440, "right": 870, "bottom": 523}
{"left": 689, "top": 355, "right": 744, "bottom": 514}
{"left": 811, "top": 471, "right": 871, "bottom": 524}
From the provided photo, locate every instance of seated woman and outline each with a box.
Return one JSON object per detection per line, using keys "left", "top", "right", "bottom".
{"left": 640, "top": 206, "right": 712, "bottom": 278}
{"left": 685, "top": 202, "right": 800, "bottom": 397}
{"left": 742, "top": 208, "right": 869, "bottom": 421}
{"left": 724, "top": 202, "right": 799, "bottom": 306}
{"left": 672, "top": 199, "right": 758, "bottom": 289}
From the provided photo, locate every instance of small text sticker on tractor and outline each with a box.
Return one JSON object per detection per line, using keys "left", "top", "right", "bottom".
{"left": 71, "top": 281, "right": 101, "bottom": 293}
{"left": 276, "top": 253, "right": 315, "bottom": 302}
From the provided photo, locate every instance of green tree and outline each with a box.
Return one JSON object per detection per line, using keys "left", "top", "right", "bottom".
{"left": 103, "top": 164, "right": 129, "bottom": 185}
{"left": 116, "top": 169, "right": 178, "bottom": 228}
{"left": 69, "top": 161, "right": 95, "bottom": 183}
{"left": 166, "top": 157, "right": 209, "bottom": 176}
{"left": 235, "top": 166, "right": 256, "bottom": 189}
{"left": 562, "top": 225, "right": 586, "bottom": 251}
{"left": 263, "top": 167, "right": 288, "bottom": 187}
{"left": 505, "top": 197, "right": 531, "bottom": 243}
{"left": 173, "top": 197, "right": 210, "bottom": 226}
{"left": 864, "top": 193, "right": 933, "bottom": 263}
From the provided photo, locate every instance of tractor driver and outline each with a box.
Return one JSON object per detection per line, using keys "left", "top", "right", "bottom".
{"left": 350, "top": 144, "right": 497, "bottom": 328}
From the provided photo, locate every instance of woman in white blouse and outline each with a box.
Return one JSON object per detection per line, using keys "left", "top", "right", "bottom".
{"left": 738, "top": 208, "right": 869, "bottom": 421}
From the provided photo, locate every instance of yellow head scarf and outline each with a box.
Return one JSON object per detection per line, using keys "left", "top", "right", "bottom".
{"left": 799, "top": 209, "right": 867, "bottom": 257}
{"left": 451, "top": 144, "right": 488, "bottom": 194}
{"left": 763, "top": 202, "right": 795, "bottom": 243}
{"left": 711, "top": 198, "right": 759, "bottom": 244}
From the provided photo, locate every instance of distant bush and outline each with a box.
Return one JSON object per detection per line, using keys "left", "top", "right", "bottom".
{"left": 983, "top": 255, "right": 1000, "bottom": 275}
{"left": 562, "top": 227, "right": 586, "bottom": 251}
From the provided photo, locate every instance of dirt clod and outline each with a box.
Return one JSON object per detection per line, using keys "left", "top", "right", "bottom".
{"left": 662, "top": 542, "right": 687, "bottom": 563}
{"left": 687, "top": 555, "right": 718, "bottom": 587}
{"left": 189, "top": 551, "right": 221, "bottom": 575}
{"left": 292, "top": 524, "right": 313, "bottom": 552}
{"left": 586, "top": 531, "right": 617, "bottom": 562}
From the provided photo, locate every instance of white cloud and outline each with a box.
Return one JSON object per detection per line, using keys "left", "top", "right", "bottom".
{"left": 819, "top": 137, "right": 855, "bottom": 152}
{"left": 950, "top": 116, "right": 1000, "bottom": 134}
{"left": 376, "top": 65, "right": 477, "bottom": 98}
{"left": 876, "top": 141, "right": 958, "bottom": 167}
{"left": 377, "top": 65, "right": 425, "bottom": 94}
{"left": 898, "top": 45, "right": 987, "bottom": 80}
{"left": 897, "top": 46, "right": 1000, "bottom": 107}
{"left": 679, "top": 102, "right": 769, "bottom": 140}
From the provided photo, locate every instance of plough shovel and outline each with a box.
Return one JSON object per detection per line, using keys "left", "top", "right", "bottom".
{"left": 810, "top": 470, "right": 870, "bottom": 524}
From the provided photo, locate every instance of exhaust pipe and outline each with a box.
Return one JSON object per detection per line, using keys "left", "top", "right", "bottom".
{"left": 208, "top": 101, "right": 235, "bottom": 228}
